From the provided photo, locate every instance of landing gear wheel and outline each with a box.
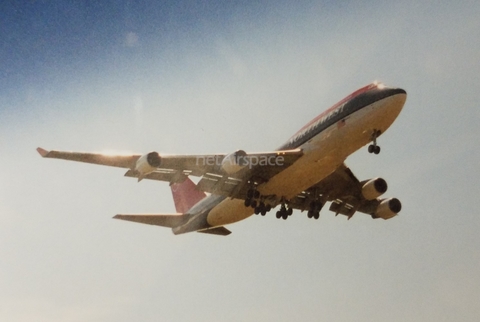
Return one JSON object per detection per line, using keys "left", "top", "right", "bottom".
{"left": 258, "top": 202, "right": 266, "bottom": 216}
{"left": 276, "top": 211, "right": 282, "bottom": 219}
{"left": 250, "top": 200, "right": 257, "bottom": 209}
{"left": 368, "top": 144, "right": 381, "bottom": 154}
{"left": 244, "top": 198, "right": 251, "bottom": 207}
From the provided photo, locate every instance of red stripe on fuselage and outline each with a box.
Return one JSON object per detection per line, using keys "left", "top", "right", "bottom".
{"left": 289, "top": 83, "right": 378, "bottom": 140}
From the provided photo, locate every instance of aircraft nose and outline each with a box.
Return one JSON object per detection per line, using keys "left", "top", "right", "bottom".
{"left": 382, "top": 87, "right": 407, "bottom": 114}
{"left": 384, "top": 87, "right": 407, "bottom": 97}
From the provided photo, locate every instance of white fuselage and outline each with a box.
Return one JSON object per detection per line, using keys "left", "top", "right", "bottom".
{"left": 205, "top": 89, "right": 406, "bottom": 228}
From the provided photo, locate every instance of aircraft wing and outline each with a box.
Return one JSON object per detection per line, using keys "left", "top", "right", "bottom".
{"left": 36, "top": 147, "right": 142, "bottom": 168}
{"left": 37, "top": 147, "right": 304, "bottom": 186}
{"left": 288, "top": 164, "right": 394, "bottom": 219}
{"left": 122, "top": 149, "right": 303, "bottom": 191}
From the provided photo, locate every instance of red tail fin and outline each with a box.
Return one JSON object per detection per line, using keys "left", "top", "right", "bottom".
{"left": 170, "top": 178, "right": 206, "bottom": 213}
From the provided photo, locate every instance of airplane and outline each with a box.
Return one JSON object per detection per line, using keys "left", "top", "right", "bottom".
{"left": 37, "top": 82, "right": 407, "bottom": 236}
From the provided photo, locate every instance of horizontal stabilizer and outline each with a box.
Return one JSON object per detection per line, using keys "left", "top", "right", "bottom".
{"left": 113, "top": 214, "right": 189, "bottom": 228}
{"left": 197, "top": 226, "right": 232, "bottom": 236}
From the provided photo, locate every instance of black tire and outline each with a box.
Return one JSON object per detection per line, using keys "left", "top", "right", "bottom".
{"left": 276, "top": 211, "right": 281, "bottom": 219}
{"left": 374, "top": 146, "right": 381, "bottom": 154}
{"left": 368, "top": 145, "right": 374, "bottom": 153}
{"left": 244, "top": 199, "right": 251, "bottom": 207}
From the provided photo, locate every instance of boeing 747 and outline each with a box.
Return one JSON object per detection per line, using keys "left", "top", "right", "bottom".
{"left": 37, "top": 82, "right": 406, "bottom": 236}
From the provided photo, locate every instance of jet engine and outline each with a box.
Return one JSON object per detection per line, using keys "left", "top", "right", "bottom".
{"left": 221, "top": 150, "right": 248, "bottom": 174}
{"left": 361, "top": 178, "right": 388, "bottom": 200}
{"left": 373, "top": 198, "right": 402, "bottom": 220}
{"left": 135, "top": 152, "right": 161, "bottom": 176}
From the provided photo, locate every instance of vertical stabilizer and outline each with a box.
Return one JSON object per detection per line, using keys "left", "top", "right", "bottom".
{"left": 170, "top": 178, "right": 206, "bottom": 213}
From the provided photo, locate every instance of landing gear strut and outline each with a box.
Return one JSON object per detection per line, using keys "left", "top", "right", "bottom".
{"left": 368, "top": 129, "right": 381, "bottom": 154}
{"left": 307, "top": 201, "right": 322, "bottom": 219}
{"left": 245, "top": 187, "right": 260, "bottom": 208}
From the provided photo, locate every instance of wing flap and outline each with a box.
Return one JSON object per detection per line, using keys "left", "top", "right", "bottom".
{"left": 329, "top": 199, "right": 359, "bottom": 219}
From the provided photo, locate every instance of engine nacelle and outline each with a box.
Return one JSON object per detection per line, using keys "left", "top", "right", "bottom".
{"left": 361, "top": 178, "right": 388, "bottom": 200}
{"left": 135, "top": 151, "right": 161, "bottom": 176}
{"left": 221, "top": 150, "right": 248, "bottom": 174}
{"left": 373, "top": 198, "right": 402, "bottom": 220}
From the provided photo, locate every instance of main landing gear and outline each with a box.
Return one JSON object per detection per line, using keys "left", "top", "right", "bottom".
{"left": 244, "top": 187, "right": 272, "bottom": 216}
{"left": 368, "top": 129, "right": 381, "bottom": 154}
{"left": 307, "top": 201, "right": 323, "bottom": 219}
{"left": 275, "top": 201, "right": 293, "bottom": 220}
{"left": 244, "top": 188, "right": 293, "bottom": 219}
{"left": 244, "top": 187, "right": 260, "bottom": 207}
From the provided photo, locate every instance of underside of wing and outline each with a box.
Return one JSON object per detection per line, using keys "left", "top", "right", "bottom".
{"left": 122, "top": 149, "right": 304, "bottom": 195}
{"left": 38, "top": 147, "right": 302, "bottom": 184}
{"left": 288, "top": 164, "right": 401, "bottom": 220}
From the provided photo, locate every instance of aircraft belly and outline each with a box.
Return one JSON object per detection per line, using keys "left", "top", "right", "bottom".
{"left": 258, "top": 94, "right": 405, "bottom": 200}
{"left": 260, "top": 127, "right": 343, "bottom": 199}
{"left": 206, "top": 198, "right": 254, "bottom": 227}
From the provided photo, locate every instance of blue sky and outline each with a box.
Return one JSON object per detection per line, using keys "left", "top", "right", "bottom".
{"left": 1, "top": 1, "right": 480, "bottom": 321}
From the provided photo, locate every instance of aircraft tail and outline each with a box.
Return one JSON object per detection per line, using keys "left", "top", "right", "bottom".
{"left": 170, "top": 177, "right": 206, "bottom": 213}
{"left": 113, "top": 178, "right": 224, "bottom": 235}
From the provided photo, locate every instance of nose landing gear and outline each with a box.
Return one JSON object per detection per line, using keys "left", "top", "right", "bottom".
{"left": 368, "top": 129, "right": 381, "bottom": 154}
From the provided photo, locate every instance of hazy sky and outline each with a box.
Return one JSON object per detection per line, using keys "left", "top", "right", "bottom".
{"left": 1, "top": 1, "right": 479, "bottom": 321}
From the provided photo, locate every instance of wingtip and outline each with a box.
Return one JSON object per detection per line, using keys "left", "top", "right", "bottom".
{"left": 37, "top": 147, "right": 49, "bottom": 157}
